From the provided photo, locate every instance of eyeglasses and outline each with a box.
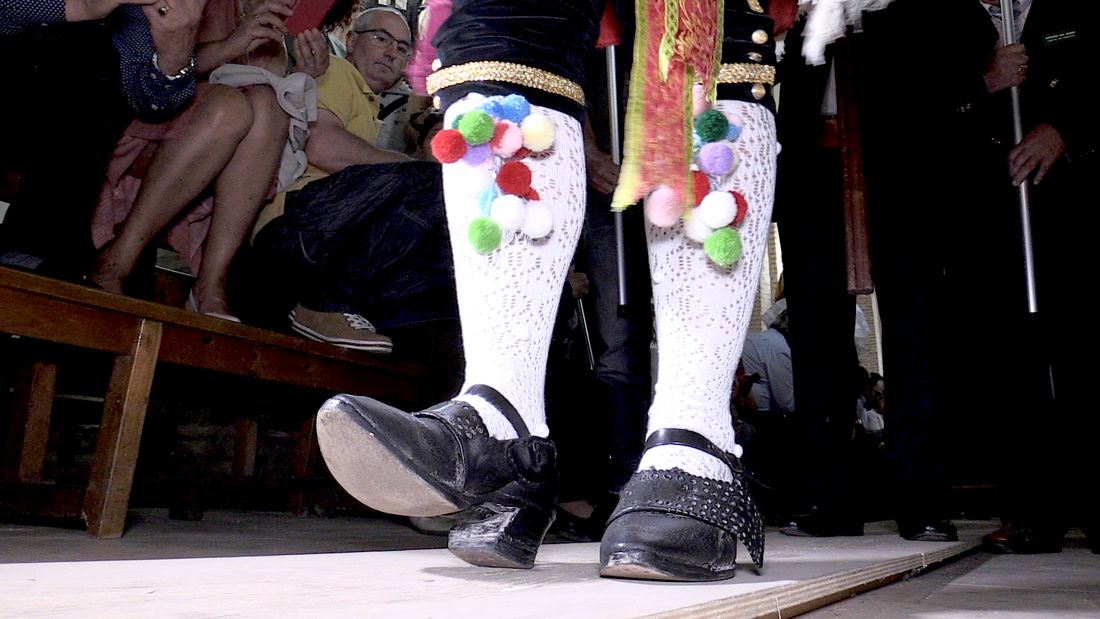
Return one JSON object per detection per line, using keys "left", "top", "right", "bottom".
{"left": 355, "top": 28, "right": 412, "bottom": 58}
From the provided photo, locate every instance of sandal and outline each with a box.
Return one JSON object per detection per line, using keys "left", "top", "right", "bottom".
{"left": 316, "top": 384, "right": 557, "bottom": 569}
{"left": 599, "top": 428, "right": 765, "bottom": 581}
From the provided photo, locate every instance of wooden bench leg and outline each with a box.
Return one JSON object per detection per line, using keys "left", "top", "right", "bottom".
{"left": 232, "top": 417, "right": 258, "bottom": 477}
{"left": 83, "top": 319, "right": 162, "bottom": 538}
{"left": 288, "top": 414, "right": 318, "bottom": 516}
{"left": 3, "top": 361, "right": 57, "bottom": 483}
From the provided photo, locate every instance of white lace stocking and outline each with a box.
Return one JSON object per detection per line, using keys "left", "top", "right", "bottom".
{"left": 639, "top": 100, "right": 778, "bottom": 481}
{"left": 441, "top": 94, "right": 586, "bottom": 439}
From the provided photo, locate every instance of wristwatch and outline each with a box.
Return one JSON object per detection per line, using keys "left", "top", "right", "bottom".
{"left": 152, "top": 52, "right": 197, "bottom": 81}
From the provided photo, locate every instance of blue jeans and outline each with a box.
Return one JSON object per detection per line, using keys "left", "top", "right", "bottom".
{"left": 252, "top": 161, "right": 458, "bottom": 330}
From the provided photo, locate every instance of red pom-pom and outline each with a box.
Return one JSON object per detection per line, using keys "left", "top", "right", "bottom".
{"left": 525, "top": 188, "right": 540, "bottom": 201}
{"left": 730, "top": 190, "right": 749, "bottom": 226}
{"left": 497, "top": 161, "right": 532, "bottom": 196}
{"left": 511, "top": 147, "right": 531, "bottom": 160}
{"left": 692, "top": 170, "right": 710, "bottom": 206}
{"left": 431, "top": 129, "right": 467, "bottom": 163}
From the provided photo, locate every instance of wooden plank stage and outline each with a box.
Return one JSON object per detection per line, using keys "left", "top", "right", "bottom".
{"left": 0, "top": 513, "right": 993, "bottom": 618}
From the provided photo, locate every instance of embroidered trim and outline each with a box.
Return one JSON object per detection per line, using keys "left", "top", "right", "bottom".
{"left": 717, "top": 62, "right": 776, "bottom": 85}
{"left": 426, "top": 61, "right": 585, "bottom": 107}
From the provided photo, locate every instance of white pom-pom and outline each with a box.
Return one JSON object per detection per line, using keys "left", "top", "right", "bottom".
{"left": 490, "top": 194, "right": 526, "bottom": 231}
{"left": 698, "top": 191, "right": 737, "bottom": 229}
{"left": 683, "top": 212, "right": 714, "bottom": 243}
{"left": 443, "top": 93, "right": 487, "bottom": 128}
{"left": 521, "top": 201, "right": 554, "bottom": 238}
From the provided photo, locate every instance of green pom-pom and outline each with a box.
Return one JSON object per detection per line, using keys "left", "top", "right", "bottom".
{"left": 451, "top": 113, "right": 465, "bottom": 129}
{"left": 704, "top": 227, "right": 742, "bottom": 266}
{"left": 468, "top": 217, "right": 502, "bottom": 254}
{"left": 457, "top": 110, "right": 495, "bottom": 145}
{"left": 695, "top": 110, "right": 730, "bottom": 143}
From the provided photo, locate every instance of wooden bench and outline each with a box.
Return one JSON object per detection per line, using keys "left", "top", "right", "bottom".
{"left": 0, "top": 266, "right": 443, "bottom": 537}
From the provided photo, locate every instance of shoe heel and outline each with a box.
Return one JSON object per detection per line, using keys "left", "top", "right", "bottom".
{"left": 448, "top": 502, "right": 555, "bottom": 569}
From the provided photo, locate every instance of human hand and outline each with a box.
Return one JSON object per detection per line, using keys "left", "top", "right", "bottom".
{"left": 1008, "top": 123, "right": 1066, "bottom": 186}
{"left": 293, "top": 28, "right": 329, "bottom": 77}
{"left": 585, "top": 148, "right": 619, "bottom": 195}
{"left": 227, "top": 0, "right": 293, "bottom": 56}
{"left": 144, "top": 0, "right": 208, "bottom": 75}
{"left": 983, "top": 43, "right": 1028, "bottom": 94}
{"left": 67, "top": 0, "right": 159, "bottom": 22}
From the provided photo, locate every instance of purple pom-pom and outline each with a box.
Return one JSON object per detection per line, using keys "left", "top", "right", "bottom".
{"left": 699, "top": 143, "right": 735, "bottom": 176}
{"left": 462, "top": 143, "right": 492, "bottom": 166}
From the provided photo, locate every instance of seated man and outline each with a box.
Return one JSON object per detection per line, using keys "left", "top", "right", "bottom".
{"left": 249, "top": 6, "right": 456, "bottom": 354}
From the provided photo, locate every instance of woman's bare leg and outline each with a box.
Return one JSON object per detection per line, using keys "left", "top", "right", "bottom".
{"left": 89, "top": 85, "right": 253, "bottom": 293}
{"left": 192, "top": 86, "right": 287, "bottom": 316}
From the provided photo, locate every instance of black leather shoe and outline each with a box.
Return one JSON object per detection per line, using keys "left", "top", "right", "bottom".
{"left": 316, "top": 384, "right": 557, "bottom": 568}
{"left": 983, "top": 523, "right": 1064, "bottom": 554}
{"left": 780, "top": 507, "right": 864, "bottom": 537}
{"left": 599, "top": 429, "right": 765, "bottom": 582}
{"left": 898, "top": 519, "right": 958, "bottom": 542}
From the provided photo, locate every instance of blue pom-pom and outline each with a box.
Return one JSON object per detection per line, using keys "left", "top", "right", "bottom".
{"left": 477, "top": 183, "right": 501, "bottom": 217}
{"left": 500, "top": 94, "right": 531, "bottom": 124}
{"left": 727, "top": 123, "right": 742, "bottom": 141}
{"left": 478, "top": 96, "right": 506, "bottom": 119}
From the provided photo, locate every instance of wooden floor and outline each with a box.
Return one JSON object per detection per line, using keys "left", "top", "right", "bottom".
{"left": 0, "top": 511, "right": 993, "bottom": 618}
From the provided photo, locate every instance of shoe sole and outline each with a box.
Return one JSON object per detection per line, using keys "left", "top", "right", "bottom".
{"left": 600, "top": 550, "right": 735, "bottom": 582}
{"left": 316, "top": 397, "right": 458, "bottom": 516}
{"left": 289, "top": 317, "right": 393, "bottom": 354}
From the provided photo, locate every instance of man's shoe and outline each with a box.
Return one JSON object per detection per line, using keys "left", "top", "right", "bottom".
{"left": 899, "top": 519, "right": 958, "bottom": 542}
{"left": 983, "top": 523, "right": 1063, "bottom": 554}
{"left": 289, "top": 304, "right": 393, "bottom": 353}
{"left": 315, "top": 385, "right": 557, "bottom": 569}
{"left": 780, "top": 507, "right": 864, "bottom": 537}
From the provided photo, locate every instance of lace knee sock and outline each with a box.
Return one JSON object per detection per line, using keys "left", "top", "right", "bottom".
{"left": 639, "top": 100, "right": 778, "bottom": 481}
{"left": 440, "top": 93, "right": 586, "bottom": 439}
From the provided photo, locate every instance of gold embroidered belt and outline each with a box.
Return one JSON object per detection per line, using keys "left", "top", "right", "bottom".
{"left": 426, "top": 61, "right": 586, "bottom": 107}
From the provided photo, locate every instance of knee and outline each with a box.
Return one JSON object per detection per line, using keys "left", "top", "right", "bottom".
{"left": 197, "top": 85, "right": 254, "bottom": 141}
{"left": 246, "top": 87, "right": 289, "bottom": 139}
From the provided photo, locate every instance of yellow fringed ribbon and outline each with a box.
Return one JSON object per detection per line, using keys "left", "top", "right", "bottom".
{"left": 612, "top": 0, "right": 725, "bottom": 212}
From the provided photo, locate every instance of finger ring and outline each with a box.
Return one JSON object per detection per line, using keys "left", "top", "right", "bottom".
{"left": 157, "top": 5, "right": 170, "bottom": 15}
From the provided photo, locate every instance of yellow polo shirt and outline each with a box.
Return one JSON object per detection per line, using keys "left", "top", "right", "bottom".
{"left": 252, "top": 56, "right": 381, "bottom": 238}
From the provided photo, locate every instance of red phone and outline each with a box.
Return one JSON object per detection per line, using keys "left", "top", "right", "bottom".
{"left": 284, "top": 0, "right": 339, "bottom": 36}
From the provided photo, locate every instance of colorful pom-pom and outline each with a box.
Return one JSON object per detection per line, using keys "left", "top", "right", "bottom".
{"left": 645, "top": 185, "right": 684, "bottom": 227}
{"left": 458, "top": 110, "right": 495, "bottom": 145}
{"left": 468, "top": 216, "right": 502, "bottom": 254}
{"left": 522, "top": 201, "right": 553, "bottom": 238}
{"left": 490, "top": 194, "right": 526, "bottom": 231}
{"left": 692, "top": 170, "right": 710, "bottom": 206}
{"left": 726, "top": 122, "right": 742, "bottom": 141}
{"left": 731, "top": 191, "right": 749, "bottom": 227}
{"left": 490, "top": 121, "right": 523, "bottom": 158}
{"left": 497, "top": 161, "right": 533, "bottom": 196}
{"left": 698, "top": 190, "right": 737, "bottom": 228}
{"left": 695, "top": 109, "right": 729, "bottom": 143}
{"left": 683, "top": 212, "right": 713, "bottom": 243}
{"left": 462, "top": 142, "right": 492, "bottom": 166}
{"left": 478, "top": 97, "right": 504, "bottom": 119}
{"left": 450, "top": 113, "right": 464, "bottom": 129}
{"left": 477, "top": 183, "right": 501, "bottom": 217}
{"left": 430, "top": 129, "right": 467, "bottom": 163}
{"left": 520, "top": 114, "right": 556, "bottom": 152}
{"left": 704, "top": 227, "right": 742, "bottom": 267}
{"left": 699, "top": 142, "right": 735, "bottom": 176}
{"left": 500, "top": 94, "right": 531, "bottom": 124}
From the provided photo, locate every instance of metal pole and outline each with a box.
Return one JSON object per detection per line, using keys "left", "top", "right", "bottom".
{"left": 1000, "top": 0, "right": 1039, "bottom": 315}
{"left": 606, "top": 46, "right": 629, "bottom": 308}
{"left": 576, "top": 298, "right": 597, "bottom": 370}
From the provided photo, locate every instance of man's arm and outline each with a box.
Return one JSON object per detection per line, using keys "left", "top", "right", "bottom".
{"left": 1, "top": 0, "right": 158, "bottom": 34}
{"left": 306, "top": 108, "right": 412, "bottom": 173}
